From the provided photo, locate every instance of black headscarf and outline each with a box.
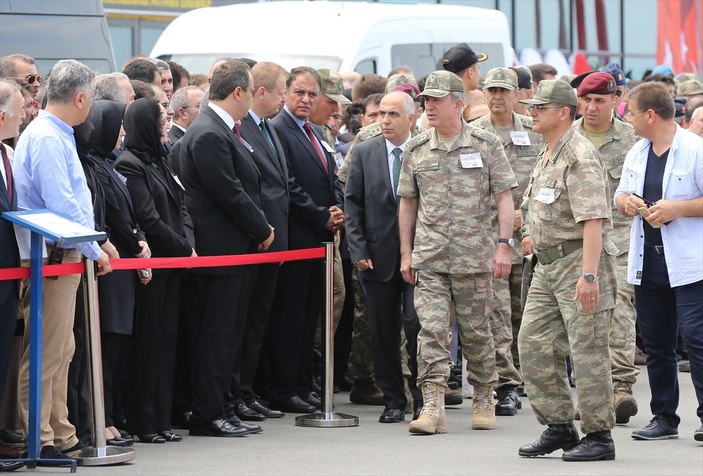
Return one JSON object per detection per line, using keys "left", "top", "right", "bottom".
{"left": 91, "top": 100, "right": 126, "bottom": 158}
{"left": 123, "top": 97, "right": 163, "bottom": 164}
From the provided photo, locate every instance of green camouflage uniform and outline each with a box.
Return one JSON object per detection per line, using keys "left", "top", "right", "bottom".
{"left": 573, "top": 117, "right": 639, "bottom": 387}
{"left": 396, "top": 122, "right": 517, "bottom": 388}
{"left": 472, "top": 112, "right": 544, "bottom": 384}
{"left": 518, "top": 127, "right": 617, "bottom": 434}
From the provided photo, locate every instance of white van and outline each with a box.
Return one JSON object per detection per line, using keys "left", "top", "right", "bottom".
{"left": 150, "top": 1, "right": 511, "bottom": 77}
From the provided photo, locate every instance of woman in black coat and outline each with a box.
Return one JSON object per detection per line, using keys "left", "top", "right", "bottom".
{"left": 115, "top": 98, "right": 194, "bottom": 443}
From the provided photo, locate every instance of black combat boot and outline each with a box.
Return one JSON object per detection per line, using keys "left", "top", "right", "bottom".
{"left": 495, "top": 386, "right": 521, "bottom": 416}
{"left": 518, "top": 423, "right": 580, "bottom": 457}
{"left": 562, "top": 430, "right": 616, "bottom": 461}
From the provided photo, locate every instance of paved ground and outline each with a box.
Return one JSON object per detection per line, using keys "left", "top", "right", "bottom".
{"left": 57, "top": 367, "right": 703, "bottom": 476}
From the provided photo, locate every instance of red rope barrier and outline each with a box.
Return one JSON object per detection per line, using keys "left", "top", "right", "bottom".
{"left": 0, "top": 247, "right": 326, "bottom": 281}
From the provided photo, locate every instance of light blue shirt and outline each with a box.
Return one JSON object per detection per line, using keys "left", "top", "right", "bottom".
{"left": 12, "top": 110, "right": 101, "bottom": 260}
{"left": 615, "top": 125, "right": 703, "bottom": 287}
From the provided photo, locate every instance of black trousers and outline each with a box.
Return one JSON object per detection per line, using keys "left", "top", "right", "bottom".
{"left": 191, "top": 270, "right": 253, "bottom": 424}
{"left": 0, "top": 286, "right": 18, "bottom": 400}
{"left": 269, "top": 260, "right": 323, "bottom": 400}
{"left": 101, "top": 333, "right": 129, "bottom": 428}
{"left": 127, "top": 271, "right": 181, "bottom": 434}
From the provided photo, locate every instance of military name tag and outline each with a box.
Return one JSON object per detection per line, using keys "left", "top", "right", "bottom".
{"left": 321, "top": 140, "right": 336, "bottom": 154}
{"left": 510, "top": 131, "right": 531, "bottom": 146}
{"left": 460, "top": 153, "right": 483, "bottom": 169}
{"left": 535, "top": 187, "right": 557, "bottom": 204}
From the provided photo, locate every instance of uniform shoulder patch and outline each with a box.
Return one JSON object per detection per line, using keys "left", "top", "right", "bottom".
{"left": 356, "top": 123, "right": 382, "bottom": 143}
{"left": 407, "top": 130, "right": 431, "bottom": 151}
{"left": 470, "top": 125, "right": 498, "bottom": 143}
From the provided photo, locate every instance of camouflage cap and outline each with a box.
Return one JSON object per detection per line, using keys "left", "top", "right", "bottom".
{"left": 677, "top": 79, "right": 703, "bottom": 97}
{"left": 385, "top": 73, "right": 419, "bottom": 92}
{"left": 418, "top": 70, "right": 464, "bottom": 98}
{"left": 519, "top": 79, "right": 577, "bottom": 106}
{"left": 484, "top": 67, "right": 518, "bottom": 90}
{"left": 318, "top": 68, "right": 352, "bottom": 104}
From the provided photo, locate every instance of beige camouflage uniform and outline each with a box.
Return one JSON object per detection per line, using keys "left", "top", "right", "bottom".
{"left": 396, "top": 122, "right": 517, "bottom": 389}
{"left": 518, "top": 127, "right": 617, "bottom": 434}
{"left": 573, "top": 117, "right": 639, "bottom": 390}
{"left": 472, "top": 112, "right": 543, "bottom": 383}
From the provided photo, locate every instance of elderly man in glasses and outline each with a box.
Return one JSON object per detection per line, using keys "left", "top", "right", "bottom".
{"left": 0, "top": 54, "right": 41, "bottom": 98}
{"left": 517, "top": 80, "right": 618, "bottom": 462}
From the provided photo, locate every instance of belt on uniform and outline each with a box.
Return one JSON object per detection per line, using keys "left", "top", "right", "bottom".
{"left": 534, "top": 239, "right": 583, "bottom": 265}
{"left": 645, "top": 243, "right": 665, "bottom": 255}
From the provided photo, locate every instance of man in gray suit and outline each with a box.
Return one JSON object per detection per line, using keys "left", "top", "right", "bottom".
{"left": 344, "top": 91, "right": 420, "bottom": 423}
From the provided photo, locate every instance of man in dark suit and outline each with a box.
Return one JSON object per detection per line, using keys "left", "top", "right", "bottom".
{"left": 268, "top": 66, "right": 344, "bottom": 413}
{"left": 180, "top": 60, "right": 274, "bottom": 437}
{"left": 167, "top": 86, "right": 204, "bottom": 145}
{"left": 0, "top": 80, "right": 25, "bottom": 473}
{"left": 344, "top": 91, "right": 420, "bottom": 424}
{"left": 227, "top": 61, "right": 289, "bottom": 421}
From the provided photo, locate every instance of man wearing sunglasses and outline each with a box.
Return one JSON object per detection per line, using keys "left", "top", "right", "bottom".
{"left": 518, "top": 80, "right": 618, "bottom": 461}
{"left": 0, "top": 54, "right": 41, "bottom": 98}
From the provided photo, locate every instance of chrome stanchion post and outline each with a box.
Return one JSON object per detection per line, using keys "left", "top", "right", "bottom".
{"left": 77, "top": 259, "right": 135, "bottom": 465}
{"left": 296, "top": 243, "right": 358, "bottom": 428}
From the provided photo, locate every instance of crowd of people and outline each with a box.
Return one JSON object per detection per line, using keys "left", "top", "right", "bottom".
{"left": 0, "top": 44, "right": 701, "bottom": 471}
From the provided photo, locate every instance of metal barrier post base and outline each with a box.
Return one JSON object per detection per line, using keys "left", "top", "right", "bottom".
{"left": 77, "top": 446, "right": 135, "bottom": 466}
{"left": 295, "top": 412, "right": 359, "bottom": 428}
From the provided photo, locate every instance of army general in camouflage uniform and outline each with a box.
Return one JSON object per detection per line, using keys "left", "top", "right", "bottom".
{"left": 472, "top": 67, "right": 545, "bottom": 416}
{"left": 573, "top": 71, "right": 639, "bottom": 424}
{"left": 397, "top": 70, "right": 517, "bottom": 434}
{"left": 517, "top": 80, "right": 618, "bottom": 462}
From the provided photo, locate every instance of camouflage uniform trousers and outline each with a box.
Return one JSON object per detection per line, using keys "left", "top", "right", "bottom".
{"left": 415, "top": 270, "right": 497, "bottom": 387}
{"left": 610, "top": 253, "right": 639, "bottom": 385}
{"left": 518, "top": 249, "right": 615, "bottom": 434}
{"left": 509, "top": 262, "right": 524, "bottom": 372}
{"left": 492, "top": 272, "right": 522, "bottom": 388}
{"left": 347, "top": 271, "right": 375, "bottom": 381}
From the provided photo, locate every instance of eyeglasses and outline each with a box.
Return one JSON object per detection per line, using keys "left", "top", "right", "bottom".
{"left": 10, "top": 74, "right": 41, "bottom": 84}
{"left": 526, "top": 104, "right": 565, "bottom": 113}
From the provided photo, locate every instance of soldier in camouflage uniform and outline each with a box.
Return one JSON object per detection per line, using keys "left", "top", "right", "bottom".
{"left": 472, "top": 67, "right": 545, "bottom": 416}
{"left": 517, "top": 80, "right": 618, "bottom": 461}
{"left": 573, "top": 71, "right": 639, "bottom": 424}
{"left": 397, "top": 70, "right": 517, "bottom": 434}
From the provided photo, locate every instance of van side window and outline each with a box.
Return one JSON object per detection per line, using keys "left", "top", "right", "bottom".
{"left": 354, "top": 59, "right": 376, "bottom": 74}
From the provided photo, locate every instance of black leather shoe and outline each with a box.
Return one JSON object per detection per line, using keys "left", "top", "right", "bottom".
{"left": 695, "top": 424, "right": 703, "bottom": 442}
{"left": 247, "top": 399, "right": 284, "bottom": 419}
{"left": 412, "top": 401, "right": 423, "bottom": 421}
{"left": 32, "top": 445, "right": 73, "bottom": 467}
{"left": 158, "top": 431, "right": 183, "bottom": 442}
{"left": 227, "top": 414, "right": 262, "bottom": 434}
{"left": 234, "top": 402, "right": 266, "bottom": 421}
{"left": 0, "top": 429, "right": 23, "bottom": 446}
{"left": 61, "top": 440, "right": 88, "bottom": 458}
{"left": 518, "top": 423, "right": 580, "bottom": 457}
{"left": 495, "top": 386, "right": 520, "bottom": 416}
{"left": 270, "top": 396, "right": 316, "bottom": 413}
{"left": 562, "top": 431, "right": 615, "bottom": 461}
{"left": 379, "top": 408, "right": 405, "bottom": 423}
{"left": 189, "top": 418, "right": 249, "bottom": 437}
{"left": 135, "top": 433, "right": 166, "bottom": 444}
{"left": 632, "top": 415, "right": 679, "bottom": 440}
{"left": 0, "top": 462, "right": 23, "bottom": 472}
{"left": 300, "top": 392, "right": 322, "bottom": 409}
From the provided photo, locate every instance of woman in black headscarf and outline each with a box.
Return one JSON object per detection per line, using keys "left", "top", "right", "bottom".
{"left": 88, "top": 100, "right": 152, "bottom": 446}
{"left": 115, "top": 98, "right": 195, "bottom": 444}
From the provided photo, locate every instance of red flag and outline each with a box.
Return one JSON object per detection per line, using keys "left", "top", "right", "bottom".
{"left": 657, "top": 0, "right": 701, "bottom": 74}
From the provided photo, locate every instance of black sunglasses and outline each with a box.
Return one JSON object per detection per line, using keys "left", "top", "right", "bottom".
{"left": 20, "top": 74, "right": 41, "bottom": 84}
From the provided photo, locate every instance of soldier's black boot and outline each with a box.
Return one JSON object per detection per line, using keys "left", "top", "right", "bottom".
{"left": 495, "top": 386, "right": 520, "bottom": 416}
{"left": 562, "top": 430, "right": 616, "bottom": 461}
{"left": 518, "top": 423, "right": 580, "bottom": 457}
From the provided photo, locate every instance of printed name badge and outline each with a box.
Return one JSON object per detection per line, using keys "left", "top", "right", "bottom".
{"left": 535, "top": 187, "right": 557, "bottom": 204}
{"left": 321, "top": 140, "right": 336, "bottom": 154}
{"left": 460, "top": 153, "right": 483, "bottom": 169}
{"left": 510, "top": 131, "right": 531, "bottom": 146}
{"left": 172, "top": 174, "right": 186, "bottom": 191}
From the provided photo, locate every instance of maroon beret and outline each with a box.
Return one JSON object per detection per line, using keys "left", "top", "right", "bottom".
{"left": 577, "top": 71, "right": 616, "bottom": 96}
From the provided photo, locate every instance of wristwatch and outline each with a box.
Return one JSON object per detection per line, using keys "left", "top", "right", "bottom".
{"left": 498, "top": 238, "right": 516, "bottom": 248}
{"left": 581, "top": 272, "right": 598, "bottom": 283}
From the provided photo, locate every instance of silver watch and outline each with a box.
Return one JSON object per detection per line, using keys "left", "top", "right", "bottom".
{"left": 581, "top": 272, "right": 598, "bottom": 283}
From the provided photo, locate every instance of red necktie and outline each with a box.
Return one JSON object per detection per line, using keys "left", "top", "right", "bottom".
{"left": 0, "top": 143, "right": 12, "bottom": 204}
{"left": 232, "top": 125, "right": 243, "bottom": 145}
{"left": 303, "top": 122, "right": 328, "bottom": 173}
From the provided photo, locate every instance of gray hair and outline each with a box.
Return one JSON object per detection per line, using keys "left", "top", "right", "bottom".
{"left": 46, "top": 59, "right": 95, "bottom": 105}
{"left": 209, "top": 61, "right": 250, "bottom": 101}
{"left": 170, "top": 85, "right": 198, "bottom": 112}
{"left": 0, "top": 54, "right": 35, "bottom": 78}
{"left": 0, "top": 79, "right": 21, "bottom": 116}
{"left": 401, "top": 92, "right": 415, "bottom": 116}
{"left": 450, "top": 91, "right": 465, "bottom": 107}
{"left": 152, "top": 58, "right": 170, "bottom": 71}
{"left": 93, "top": 72, "right": 129, "bottom": 102}
{"left": 691, "top": 105, "right": 703, "bottom": 121}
